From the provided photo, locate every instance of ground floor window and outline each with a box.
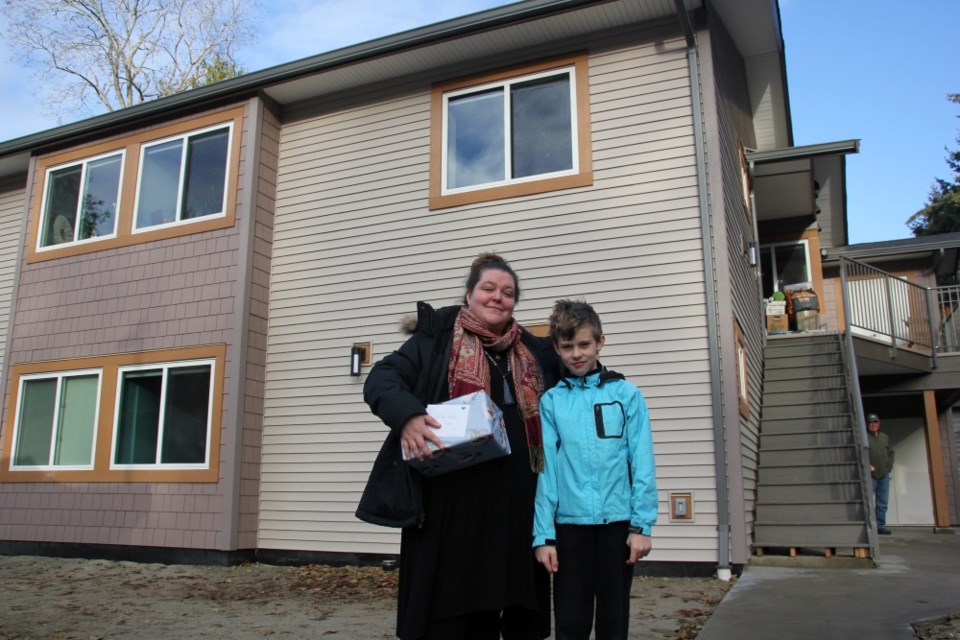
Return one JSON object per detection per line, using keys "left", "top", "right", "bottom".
{"left": 113, "top": 361, "right": 213, "bottom": 468}
{"left": 12, "top": 371, "right": 100, "bottom": 469}
{"left": 2, "top": 345, "right": 224, "bottom": 483}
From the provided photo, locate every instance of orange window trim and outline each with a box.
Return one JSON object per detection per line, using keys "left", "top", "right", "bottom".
{"left": 429, "top": 52, "right": 593, "bottom": 210}
{"left": 26, "top": 107, "right": 245, "bottom": 264}
{"left": 0, "top": 344, "right": 226, "bottom": 483}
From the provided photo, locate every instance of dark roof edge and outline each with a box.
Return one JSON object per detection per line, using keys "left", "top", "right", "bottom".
{"left": 0, "top": 0, "right": 601, "bottom": 158}
{"left": 745, "top": 139, "right": 860, "bottom": 164}
{"left": 823, "top": 232, "right": 960, "bottom": 265}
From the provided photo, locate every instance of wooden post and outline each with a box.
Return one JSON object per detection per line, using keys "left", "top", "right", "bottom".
{"left": 923, "top": 390, "right": 951, "bottom": 528}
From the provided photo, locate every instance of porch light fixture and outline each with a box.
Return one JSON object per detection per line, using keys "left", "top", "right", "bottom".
{"left": 746, "top": 241, "right": 758, "bottom": 267}
{"left": 350, "top": 344, "right": 369, "bottom": 377}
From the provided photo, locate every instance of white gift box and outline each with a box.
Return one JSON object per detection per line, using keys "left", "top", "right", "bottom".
{"left": 403, "top": 391, "right": 511, "bottom": 477}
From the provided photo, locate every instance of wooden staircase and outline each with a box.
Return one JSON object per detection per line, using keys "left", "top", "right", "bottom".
{"left": 753, "top": 334, "right": 874, "bottom": 559}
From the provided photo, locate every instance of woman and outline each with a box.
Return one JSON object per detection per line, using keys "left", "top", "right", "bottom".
{"left": 361, "top": 252, "right": 561, "bottom": 640}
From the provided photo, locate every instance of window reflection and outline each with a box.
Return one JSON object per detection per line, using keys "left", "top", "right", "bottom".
{"left": 41, "top": 153, "right": 121, "bottom": 248}
{"left": 137, "top": 139, "right": 183, "bottom": 228}
{"left": 511, "top": 75, "right": 572, "bottom": 178}
{"left": 135, "top": 126, "right": 230, "bottom": 229}
{"left": 444, "top": 69, "right": 575, "bottom": 192}
{"left": 447, "top": 89, "right": 504, "bottom": 189}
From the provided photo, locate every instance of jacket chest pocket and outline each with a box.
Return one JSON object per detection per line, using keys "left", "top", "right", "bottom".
{"left": 594, "top": 401, "right": 625, "bottom": 439}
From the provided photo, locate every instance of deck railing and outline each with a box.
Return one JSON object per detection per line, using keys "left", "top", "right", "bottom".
{"left": 937, "top": 284, "right": 960, "bottom": 352}
{"left": 839, "top": 257, "right": 960, "bottom": 361}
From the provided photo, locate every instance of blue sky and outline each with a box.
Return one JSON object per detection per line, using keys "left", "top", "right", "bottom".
{"left": 1, "top": 0, "right": 957, "bottom": 243}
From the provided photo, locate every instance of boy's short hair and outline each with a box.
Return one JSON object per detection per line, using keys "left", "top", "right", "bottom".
{"left": 549, "top": 299, "right": 603, "bottom": 343}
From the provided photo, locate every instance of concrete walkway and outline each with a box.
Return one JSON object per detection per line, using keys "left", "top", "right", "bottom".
{"left": 697, "top": 527, "right": 959, "bottom": 639}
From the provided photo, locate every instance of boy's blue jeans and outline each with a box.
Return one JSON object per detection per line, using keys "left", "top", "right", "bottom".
{"left": 872, "top": 474, "right": 890, "bottom": 528}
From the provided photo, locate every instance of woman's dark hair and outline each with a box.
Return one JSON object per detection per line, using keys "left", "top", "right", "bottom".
{"left": 462, "top": 252, "right": 520, "bottom": 303}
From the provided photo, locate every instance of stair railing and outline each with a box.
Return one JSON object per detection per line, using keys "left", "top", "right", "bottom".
{"left": 839, "top": 262, "right": 881, "bottom": 561}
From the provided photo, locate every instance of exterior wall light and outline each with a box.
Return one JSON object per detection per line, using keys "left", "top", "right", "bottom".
{"left": 350, "top": 343, "right": 370, "bottom": 377}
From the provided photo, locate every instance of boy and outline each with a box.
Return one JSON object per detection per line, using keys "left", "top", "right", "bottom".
{"left": 533, "top": 299, "right": 658, "bottom": 640}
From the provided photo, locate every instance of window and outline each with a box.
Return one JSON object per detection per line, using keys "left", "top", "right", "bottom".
{"left": 134, "top": 125, "right": 231, "bottom": 231}
{"left": 430, "top": 53, "right": 592, "bottom": 209}
{"left": 28, "top": 107, "right": 243, "bottom": 263}
{"left": 760, "top": 240, "right": 811, "bottom": 298}
{"left": 737, "top": 140, "right": 752, "bottom": 217}
{"left": 113, "top": 360, "right": 214, "bottom": 468}
{"left": 1, "top": 345, "right": 224, "bottom": 483}
{"left": 733, "top": 321, "right": 749, "bottom": 417}
{"left": 38, "top": 152, "right": 123, "bottom": 250}
{"left": 11, "top": 370, "right": 101, "bottom": 469}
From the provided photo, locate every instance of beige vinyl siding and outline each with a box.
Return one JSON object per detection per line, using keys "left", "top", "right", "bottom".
{"left": 0, "top": 179, "right": 24, "bottom": 391}
{"left": 260, "top": 23, "right": 718, "bottom": 562}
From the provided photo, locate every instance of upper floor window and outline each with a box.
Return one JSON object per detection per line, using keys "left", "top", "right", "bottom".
{"left": 733, "top": 320, "right": 749, "bottom": 417}
{"left": 760, "top": 240, "right": 811, "bottom": 298}
{"left": 134, "top": 125, "right": 231, "bottom": 231}
{"left": 430, "top": 53, "right": 592, "bottom": 209}
{"left": 11, "top": 370, "right": 101, "bottom": 469}
{"left": 28, "top": 106, "right": 243, "bottom": 263}
{"left": 39, "top": 152, "right": 123, "bottom": 249}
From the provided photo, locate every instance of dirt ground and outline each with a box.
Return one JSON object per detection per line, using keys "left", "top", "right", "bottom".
{"left": 0, "top": 554, "right": 732, "bottom": 640}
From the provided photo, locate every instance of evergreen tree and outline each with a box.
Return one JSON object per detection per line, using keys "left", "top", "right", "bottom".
{"left": 908, "top": 94, "right": 960, "bottom": 237}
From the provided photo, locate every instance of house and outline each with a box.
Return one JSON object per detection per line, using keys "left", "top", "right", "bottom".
{"left": 748, "top": 144, "right": 960, "bottom": 558}
{"left": 0, "top": 0, "right": 956, "bottom": 576}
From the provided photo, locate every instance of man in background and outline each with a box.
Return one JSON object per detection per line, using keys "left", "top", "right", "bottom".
{"left": 866, "top": 413, "right": 895, "bottom": 535}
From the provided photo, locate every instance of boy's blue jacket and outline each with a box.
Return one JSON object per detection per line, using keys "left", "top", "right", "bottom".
{"left": 533, "top": 366, "right": 657, "bottom": 547}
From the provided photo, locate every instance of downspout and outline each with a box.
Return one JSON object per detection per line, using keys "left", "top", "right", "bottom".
{"left": 674, "top": 0, "right": 732, "bottom": 581}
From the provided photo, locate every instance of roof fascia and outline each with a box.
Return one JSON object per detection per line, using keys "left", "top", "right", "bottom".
{"left": 746, "top": 139, "right": 860, "bottom": 164}
{"left": 0, "top": 0, "right": 604, "bottom": 161}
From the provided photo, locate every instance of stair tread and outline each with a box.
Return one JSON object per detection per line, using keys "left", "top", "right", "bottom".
{"left": 761, "top": 415, "right": 851, "bottom": 421}
{"left": 755, "top": 521, "right": 866, "bottom": 526}
{"left": 760, "top": 444, "right": 856, "bottom": 451}
{"left": 759, "top": 480, "right": 860, "bottom": 486}
{"left": 756, "top": 500, "right": 862, "bottom": 505}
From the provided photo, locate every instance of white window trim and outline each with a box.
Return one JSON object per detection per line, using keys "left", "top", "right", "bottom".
{"left": 131, "top": 122, "right": 233, "bottom": 234}
{"left": 440, "top": 65, "right": 579, "bottom": 196}
{"left": 736, "top": 340, "right": 748, "bottom": 402}
{"left": 10, "top": 369, "right": 103, "bottom": 471}
{"left": 36, "top": 150, "right": 126, "bottom": 252}
{"left": 761, "top": 239, "right": 812, "bottom": 293}
{"left": 109, "top": 358, "right": 216, "bottom": 470}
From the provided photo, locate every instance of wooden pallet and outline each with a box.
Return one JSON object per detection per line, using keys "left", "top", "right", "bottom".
{"left": 754, "top": 546, "right": 871, "bottom": 559}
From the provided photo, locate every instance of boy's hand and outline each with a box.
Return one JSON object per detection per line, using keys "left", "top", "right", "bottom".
{"left": 626, "top": 533, "right": 652, "bottom": 564}
{"left": 400, "top": 414, "right": 444, "bottom": 461}
{"left": 535, "top": 546, "right": 559, "bottom": 573}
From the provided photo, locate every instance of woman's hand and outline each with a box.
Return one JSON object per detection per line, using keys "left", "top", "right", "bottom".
{"left": 400, "top": 414, "right": 444, "bottom": 461}
{"left": 627, "top": 533, "right": 652, "bottom": 564}
{"left": 535, "top": 546, "right": 558, "bottom": 573}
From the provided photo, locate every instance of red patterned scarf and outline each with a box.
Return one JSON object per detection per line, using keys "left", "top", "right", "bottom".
{"left": 449, "top": 306, "right": 545, "bottom": 472}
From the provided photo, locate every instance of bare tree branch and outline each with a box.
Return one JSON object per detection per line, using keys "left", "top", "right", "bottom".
{"left": 1, "top": 0, "right": 256, "bottom": 118}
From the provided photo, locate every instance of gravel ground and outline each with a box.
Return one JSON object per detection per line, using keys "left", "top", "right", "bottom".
{"left": 0, "top": 554, "right": 733, "bottom": 640}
